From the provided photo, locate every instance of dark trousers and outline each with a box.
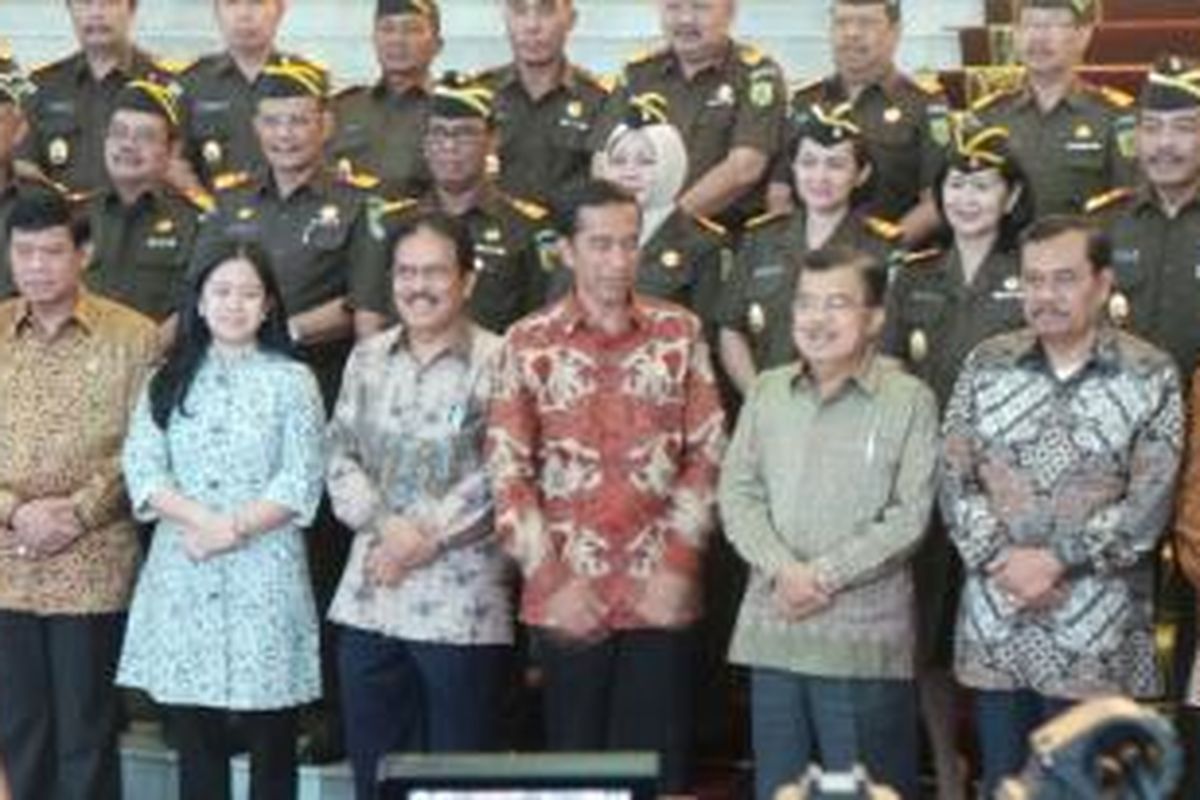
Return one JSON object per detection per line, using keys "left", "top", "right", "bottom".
{"left": 749, "top": 669, "right": 918, "bottom": 800}
{"left": 338, "top": 627, "right": 510, "bottom": 800}
{"left": 974, "top": 688, "right": 1075, "bottom": 798}
{"left": 536, "top": 626, "right": 697, "bottom": 794}
{"left": 166, "top": 705, "right": 298, "bottom": 800}
{"left": 0, "top": 611, "right": 124, "bottom": 800}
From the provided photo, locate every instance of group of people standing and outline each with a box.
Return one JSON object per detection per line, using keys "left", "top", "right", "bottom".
{"left": 2, "top": 0, "right": 1200, "bottom": 799}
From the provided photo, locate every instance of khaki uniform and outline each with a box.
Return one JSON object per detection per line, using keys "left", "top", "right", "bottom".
{"left": 592, "top": 41, "right": 787, "bottom": 227}
{"left": 20, "top": 49, "right": 179, "bottom": 192}
{"left": 329, "top": 81, "right": 431, "bottom": 196}
{"left": 477, "top": 63, "right": 609, "bottom": 209}
{"left": 83, "top": 185, "right": 210, "bottom": 320}
{"left": 1090, "top": 185, "right": 1200, "bottom": 374}
{"left": 179, "top": 52, "right": 326, "bottom": 189}
{"left": 719, "top": 209, "right": 899, "bottom": 370}
{"left": 777, "top": 71, "right": 950, "bottom": 222}
{"left": 356, "top": 184, "right": 559, "bottom": 334}
{"left": 973, "top": 79, "right": 1137, "bottom": 216}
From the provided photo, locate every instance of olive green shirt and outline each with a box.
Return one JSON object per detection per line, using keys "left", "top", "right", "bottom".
{"left": 775, "top": 70, "right": 950, "bottom": 222}
{"left": 82, "top": 185, "right": 206, "bottom": 320}
{"left": 719, "top": 209, "right": 897, "bottom": 370}
{"left": 354, "top": 184, "right": 559, "bottom": 334}
{"left": 179, "top": 52, "right": 325, "bottom": 189}
{"left": 1100, "top": 185, "right": 1200, "bottom": 374}
{"left": 592, "top": 40, "right": 787, "bottom": 226}
{"left": 721, "top": 355, "right": 938, "bottom": 679}
{"left": 191, "top": 167, "right": 386, "bottom": 319}
{"left": 329, "top": 80, "right": 431, "bottom": 196}
{"left": 20, "top": 48, "right": 177, "bottom": 192}
{"left": 883, "top": 246, "right": 1025, "bottom": 409}
{"left": 973, "top": 79, "right": 1136, "bottom": 216}
{"left": 478, "top": 62, "right": 609, "bottom": 209}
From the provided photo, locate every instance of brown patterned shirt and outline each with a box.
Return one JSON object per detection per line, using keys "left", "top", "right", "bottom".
{"left": 0, "top": 293, "right": 158, "bottom": 614}
{"left": 941, "top": 326, "right": 1182, "bottom": 698}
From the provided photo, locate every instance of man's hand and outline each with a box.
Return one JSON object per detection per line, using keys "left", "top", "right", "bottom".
{"left": 544, "top": 578, "right": 608, "bottom": 643}
{"left": 773, "top": 561, "right": 832, "bottom": 620}
{"left": 363, "top": 516, "right": 438, "bottom": 588}
{"left": 636, "top": 571, "right": 698, "bottom": 628}
{"left": 11, "top": 498, "right": 84, "bottom": 558}
{"left": 989, "top": 547, "right": 1066, "bottom": 610}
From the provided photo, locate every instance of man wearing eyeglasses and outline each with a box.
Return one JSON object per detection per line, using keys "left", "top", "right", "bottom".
{"left": 354, "top": 73, "right": 560, "bottom": 337}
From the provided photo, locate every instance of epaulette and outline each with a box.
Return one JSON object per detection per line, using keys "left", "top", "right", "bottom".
{"left": 1091, "top": 83, "right": 1135, "bottom": 109}
{"left": 0, "top": 40, "right": 11, "bottom": 61}
{"left": 864, "top": 216, "right": 903, "bottom": 243}
{"left": 183, "top": 186, "right": 215, "bottom": 214}
{"left": 339, "top": 170, "right": 381, "bottom": 191}
{"left": 913, "top": 72, "right": 945, "bottom": 98}
{"left": 212, "top": 171, "right": 250, "bottom": 192}
{"left": 788, "top": 76, "right": 825, "bottom": 99}
{"left": 331, "top": 84, "right": 369, "bottom": 101}
{"left": 901, "top": 248, "right": 943, "bottom": 267}
{"left": 625, "top": 47, "right": 667, "bottom": 68}
{"left": 970, "top": 88, "right": 1015, "bottom": 113}
{"left": 375, "top": 197, "right": 420, "bottom": 218}
{"left": 154, "top": 57, "right": 193, "bottom": 75}
{"left": 29, "top": 58, "right": 66, "bottom": 79}
{"left": 509, "top": 196, "right": 549, "bottom": 222}
{"left": 744, "top": 209, "right": 789, "bottom": 231}
{"left": 574, "top": 66, "right": 613, "bottom": 95}
{"left": 1084, "top": 186, "right": 1135, "bottom": 215}
{"left": 692, "top": 215, "right": 728, "bottom": 238}
{"left": 738, "top": 44, "right": 765, "bottom": 68}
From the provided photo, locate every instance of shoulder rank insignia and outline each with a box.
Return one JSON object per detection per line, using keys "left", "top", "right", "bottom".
{"left": 744, "top": 209, "right": 789, "bottom": 231}
{"left": 183, "top": 187, "right": 215, "bottom": 214}
{"left": 509, "top": 197, "right": 549, "bottom": 222}
{"left": 738, "top": 45, "right": 765, "bottom": 68}
{"left": 902, "top": 248, "right": 943, "bottom": 267}
{"left": 864, "top": 216, "right": 903, "bottom": 243}
{"left": 339, "top": 169, "right": 381, "bottom": 191}
{"left": 212, "top": 170, "right": 250, "bottom": 192}
{"left": 1095, "top": 84, "right": 1135, "bottom": 109}
{"left": 1084, "top": 186, "right": 1135, "bottom": 215}
{"left": 692, "top": 215, "right": 728, "bottom": 238}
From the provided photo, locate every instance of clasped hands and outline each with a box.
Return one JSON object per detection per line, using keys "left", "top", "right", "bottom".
{"left": 772, "top": 561, "right": 832, "bottom": 620}
{"left": 362, "top": 515, "right": 441, "bottom": 588}
{"left": 0, "top": 498, "right": 84, "bottom": 560}
{"left": 986, "top": 546, "right": 1067, "bottom": 612}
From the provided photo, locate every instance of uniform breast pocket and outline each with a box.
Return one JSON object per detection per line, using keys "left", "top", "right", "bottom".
{"left": 900, "top": 291, "right": 948, "bottom": 328}
{"left": 305, "top": 217, "right": 353, "bottom": 252}
{"left": 1064, "top": 139, "right": 1106, "bottom": 174}
{"left": 331, "top": 124, "right": 371, "bottom": 159}
{"left": 39, "top": 113, "right": 80, "bottom": 166}
{"left": 638, "top": 252, "right": 697, "bottom": 304}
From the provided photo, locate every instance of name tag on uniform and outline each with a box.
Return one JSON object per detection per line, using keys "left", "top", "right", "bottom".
{"left": 196, "top": 100, "right": 231, "bottom": 113}
{"left": 145, "top": 236, "right": 179, "bottom": 250}
{"left": 1065, "top": 140, "right": 1102, "bottom": 153}
{"left": 753, "top": 263, "right": 785, "bottom": 279}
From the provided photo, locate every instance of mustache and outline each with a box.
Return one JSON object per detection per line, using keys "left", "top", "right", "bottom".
{"left": 400, "top": 291, "right": 439, "bottom": 306}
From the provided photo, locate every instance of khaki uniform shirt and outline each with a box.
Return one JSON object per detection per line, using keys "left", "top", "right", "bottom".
{"left": 477, "top": 62, "right": 609, "bottom": 208}
{"left": 179, "top": 52, "right": 324, "bottom": 189}
{"left": 719, "top": 209, "right": 898, "bottom": 370}
{"left": 973, "top": 79, "right": 1136, "bottom": 216}
{"left": 593, "top": 40, "right": 787, "bottom": 226}
{"left": 777, "top": 71, "right": 950, "bottom": 222}
{"left": 84, "top": 185, "right": 208, "bottom": 320}
{"left": 329, "top": 80, "right": 431, "bottom": 196}
{"left": 356, "top": 184, "right": 559, "bottom": 334}
{"left": 1093, "top": 185, "right": 1200, "bottom": 375}
{"left": 883, "top": 246, "right": 1025, "bottom": 408}
{"left": 0, "top": 294, "right": 158, "bottom": 614}
{"left": 20, "top": 48, "right": 178, "bottom": 192}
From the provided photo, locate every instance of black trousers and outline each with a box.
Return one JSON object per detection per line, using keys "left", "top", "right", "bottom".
{"left": 166, "top": 705, "right": 298, "bottom": 800}
{"left": 0, "top": 611, "right": 124, "bottom": 800}
{"left": 535, "top": 626, "right": 697, "bottom": 794}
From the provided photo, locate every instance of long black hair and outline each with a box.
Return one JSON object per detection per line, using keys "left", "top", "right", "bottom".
{"left": 148, "top": 240, "right": 296, "bottom": 429}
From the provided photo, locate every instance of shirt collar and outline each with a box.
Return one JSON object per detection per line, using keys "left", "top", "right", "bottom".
{"left": 1014, "top": 324, "right": 1122, "bottom": 375}
{"left": 662, "top": 39, "right": 735, "bottom": 81}
{"left": 386, "top": 319, "right": 475, "bottom": 364}
{"left": 70, "top": 46, "right": 140, "bottom": 84}
{"left": 8, "top": 291, "right": 99, "bottom": 340}
{"left": 789, "top": 350, "right": 886, "bottom": 399}
{"left": 559, "top": 291, "right": 653, "bottom": 336}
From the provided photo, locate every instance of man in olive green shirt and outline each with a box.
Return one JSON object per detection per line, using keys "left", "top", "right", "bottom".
{"left": 591, "top": 0, "right": 786, "bottom": 227}
{"left": 477, "top": 0, "right": 610, "bottom": 210}
{"left": 329, "top": 0, "right": 441, "bottom": 195}
{"left": 971, "top": 0, "right": 1136, "bottom": 216}
{"left": 19, "top": 0, "right": 179, "bottom": 192}
{"left": 178, "top": 0, "right": 325, "bottom": 190}
{"left": 721, "top": 246, "right": 937, "bottom": 800}
{"left": 355, "top": 74, "right": 559, "bottom": 336}
{"left": 768, "top": 0, "right": 949, "bottom": 246}
{"left": 85, "top": 80, "right": 207, "bottom": 332}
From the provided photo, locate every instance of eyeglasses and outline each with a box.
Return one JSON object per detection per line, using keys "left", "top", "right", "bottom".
{"left": 393, "top": 262, "right": 460, "bottom": 285}
{"left": 792, "top": 295, "right": 868, "bottom": 315}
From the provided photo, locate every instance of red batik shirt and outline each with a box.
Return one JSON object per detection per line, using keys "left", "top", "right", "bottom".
{"left": 487, "top": 294, "right": 726, "bottom": 630}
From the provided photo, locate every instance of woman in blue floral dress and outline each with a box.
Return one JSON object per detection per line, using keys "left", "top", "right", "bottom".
{"left": 119, "top": 240, "right": 326, "bottom": 800}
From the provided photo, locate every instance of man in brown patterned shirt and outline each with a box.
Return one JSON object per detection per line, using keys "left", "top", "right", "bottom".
{"left": 0, "top": 188, "right": 158, "bottom": 800}
{"left": 940, "top": 216, "right": 1183, "bottom": 797}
